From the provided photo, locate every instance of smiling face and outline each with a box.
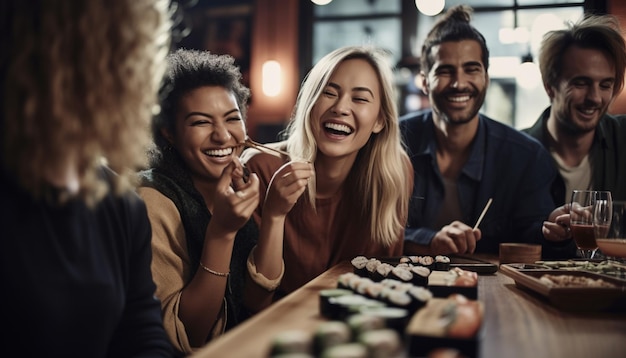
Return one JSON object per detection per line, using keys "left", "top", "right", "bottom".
{"left": 548, "top": 46, "right": 616, "bottom": 135}
{"left": 423, "top": 40, "right": 488, "bottom": 126}
{"left": 310, "top": 58, "right": 384, "bottom": 161}
{"left": 165, "top": 85, "right": 246, "bottom": 183}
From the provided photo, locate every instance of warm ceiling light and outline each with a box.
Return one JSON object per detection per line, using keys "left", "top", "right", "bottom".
{"left": 415, "top": 0, "right": 444, "bottom": 16}
{"left": 262, "top": 60, "right": 282, "bottom": 97}
{"left": 311, "top": 0, "right": 333, "bottom": 5}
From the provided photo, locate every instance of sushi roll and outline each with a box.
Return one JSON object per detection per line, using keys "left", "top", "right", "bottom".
{"left": 346, "top": 313, "right": 387, "bottom": 338}
{"left": 353, "top": 277, "right": 376, "bottom": 296}
{"left": 372, "top": 262, "right": 394, "bottom": 282}
{"left": 389, "top": 266, "right": 413, "bottom": 284}
{"left": 362, "top": 282, "right": 385, "bottom": 301}
{"left": 269, "top": 330, "right": 313, "bottom": 356}
{"left": 320, "top": 343, "right": 368, "bottom": 358}
{"left": 358, "top": 306, "right": 411, "bottom": 334}
{"left": 365, "top": 259, "right": 382, "bottom": 280}
{"left": 409, "top": 265, "right": 431, "bottom": 286}
{"left": 351, "top": 256, "right": 369, "bottom": 277}
{"left": 406, "top": 286, "right": 433, "bottom": 311}
{"left": 399, "top": 256, "right": 412, "bottom": 264}
{"left": 358, "top": 328, "right": 403, "bottom": 358}
{"left": 319, "top": 288, "right": 353, "bottom": 319}
{"left": 337, "top": 272, "right": 360, "bottom": 290}
{"left": 312, "top": 321, "right": 352, "bottom": 356}
{"left": 435, "top": 255, "right": 451, "bottom": 271}
{"left": 327, "top": 294, "right": 371, "bottom": 320}
{"left": 418, "top": 255, "right": 435, "bottom": 269}
{"left": 384, "top": 289, "right": 413, "bottom": 310}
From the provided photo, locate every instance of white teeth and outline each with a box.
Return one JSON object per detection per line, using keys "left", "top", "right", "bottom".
{"left": 325, "top": 122, "right": 353, "bottom": 134}
{"left": 203, "top": 147, "right": 233, "bottom": 157}
{"left": 448, "top": 95, "right": 470, "bottom": 102}
{"left": 580, "top": 108, "right": 595, "bottom": 115}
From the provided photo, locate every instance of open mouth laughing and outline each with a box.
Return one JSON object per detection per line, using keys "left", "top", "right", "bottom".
{"left": 324, "top": 122, "right": 354, "bottom": 136}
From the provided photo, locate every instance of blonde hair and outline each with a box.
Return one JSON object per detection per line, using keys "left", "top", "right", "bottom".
{"left": 285, "top": 45, "right": 410, "bottom": 247}
{"left": 1, "top": 0, "right": 171, "bottom": 204}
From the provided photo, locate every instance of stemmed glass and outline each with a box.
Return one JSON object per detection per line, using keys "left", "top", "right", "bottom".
{"left": 570, "top": 190, "right": 599, "bottom": 259}
{"left": 592, "top": 191, "right": 613, "bottom": 257}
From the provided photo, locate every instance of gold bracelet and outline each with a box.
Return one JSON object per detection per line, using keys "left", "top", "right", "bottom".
{"left": 199, "top": 262, "right": 229, "bottom": 277}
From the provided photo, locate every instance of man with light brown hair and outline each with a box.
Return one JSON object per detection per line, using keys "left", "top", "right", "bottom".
{"left": 524, "top": 14, "right": 626, "bottom": 258}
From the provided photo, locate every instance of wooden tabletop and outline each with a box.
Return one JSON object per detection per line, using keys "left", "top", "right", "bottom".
{"left": 191, "top": 258, "right": 626, "bottom": 358}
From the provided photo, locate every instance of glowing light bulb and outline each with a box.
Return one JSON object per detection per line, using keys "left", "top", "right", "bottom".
{"left": 415, "top": 0, "right": 445, "bottom": 16}
{"left": 262, "top": 60, "right": 282, "bottom": 97}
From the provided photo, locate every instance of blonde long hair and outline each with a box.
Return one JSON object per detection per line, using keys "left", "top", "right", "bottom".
{"left": 285, "top": 45, "right": 410, "bottom": 247}
{"left": 1, "top": 0, "right": 171, "bottom": 204}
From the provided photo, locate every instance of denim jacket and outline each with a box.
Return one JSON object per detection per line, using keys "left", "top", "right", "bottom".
{"left": 400, "top": 111, "right": 556, "bottom": 255}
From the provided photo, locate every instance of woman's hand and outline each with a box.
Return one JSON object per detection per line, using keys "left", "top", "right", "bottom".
{"left": 210, "top": 159, "right": 260, "bottom": 238}
{"left": 263, "top": 161, "right": 314, "bottom": 218}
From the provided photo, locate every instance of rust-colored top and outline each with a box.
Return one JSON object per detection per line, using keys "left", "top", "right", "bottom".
{"left": 245, "top": 152, "right": 404, "bottom": 297}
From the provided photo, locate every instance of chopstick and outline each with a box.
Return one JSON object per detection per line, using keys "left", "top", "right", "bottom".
{"left": 473, "top": 198, "right": 493, "bottom": 230}
{"left": 243, "top": 137, "right": 290, "bottom": 158}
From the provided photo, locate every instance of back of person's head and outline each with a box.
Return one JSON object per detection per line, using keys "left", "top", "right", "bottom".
{"left": 420, "top": 5, "right": 490, "bottom": 74}
{"left": 539, "top": 14, "right": 626, "bottom": 96}
{"left": 153, "top": 49, "right": 250, "bottom": 156}
{"left": 0, "top": 0, "right": 171, "bottom": 204}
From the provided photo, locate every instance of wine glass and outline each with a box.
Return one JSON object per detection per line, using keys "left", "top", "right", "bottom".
{"left": 570, "top": 190, "right": 598, "bottom": 259}
{"left": 596, "top": 200, "right": 626, "bottom": 261}
{"left": 592, "top": 191, "right": 613, "bottom": 255}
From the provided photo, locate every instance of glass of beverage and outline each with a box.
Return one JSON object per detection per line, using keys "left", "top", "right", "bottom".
{"left": 570, "top": 190, "right": 598, "bottom": 259}
{"left": 596, "top": 200, "right": 626, "bottom": 261}
{"left": 593, "top": 191, "right": 612, "bottom": 240}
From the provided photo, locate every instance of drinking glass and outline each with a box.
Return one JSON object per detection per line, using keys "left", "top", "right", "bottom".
{"left": 593, "top": 191, "right": 613, "bottom": 239}
{"left": 570, "top": 190, "right": 598, "bottom": 259}
{"left": 595, "top": 200, "right": 626, "bottom": 261}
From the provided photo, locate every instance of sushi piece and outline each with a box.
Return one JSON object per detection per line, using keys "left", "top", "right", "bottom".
{"left": 358, "top": 306, "right": 411, "bottom": 334}
{"left": 384, "top": 289, "right": 413, "bottom": 311}
{"left": 406, "top": 286, "right": 433, "bottom": 311}
{"left": 346, "top": 313, "right": 387, "bottom": 338}
{"left": 269, "top": 330, "right": 313, "bottom": 356}
{"left": 389, "top": 266, "right": 413, "bottom": 284}
{"left": 320, "top": 343, "right": 368, "bottom": 358}
{"left": 337, "top": 272, "right": 360, "bottom": 290}
{"left": 319, "top": 288, "right": 353, "bottom": 319}
{"left": 351, "top": 256, "right": 370, "bottom": 277}
{"left": 435, "top": 255, "right": 451, "bottom": 271}
{"left": 365, "top": 259, "right": 382, "bottom": 280}
{"left": 327, "top": 294, "right": 371, "bottom": 320}
{"left": 358, "top": 328, "right": 403, "bottom": 358}
{"left": 313, "top": 321, "right": 352, "bottom": 356}
{"left": 409, "top": 265, "right": 431, "bottom": 286}
{"left": 372, "top": 262, "right": 394, "bottom": 282}
{"left": 418, "top": 255, "right": 435, "bottom": 269}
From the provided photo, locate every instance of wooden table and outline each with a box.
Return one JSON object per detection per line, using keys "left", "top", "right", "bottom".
{"left": 191, "top": 258, "right": 626, "bottom": 358}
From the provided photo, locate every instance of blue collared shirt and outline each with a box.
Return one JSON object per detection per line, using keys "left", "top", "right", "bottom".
{"left": 400, "top": 111, "right": 556, "bottom": 254}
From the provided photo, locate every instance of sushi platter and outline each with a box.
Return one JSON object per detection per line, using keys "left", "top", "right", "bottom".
{"left": 312, "top": 255, "right": 483, "bottom": 357}
{"left": 500, "top": 263, "right": 626, "bottom": 312}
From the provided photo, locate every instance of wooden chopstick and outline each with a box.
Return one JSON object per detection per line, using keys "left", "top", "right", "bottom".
{"left": 244, "top": 137, "right": 290, "bottom": 158}
{"left": 473, "top": 198, "right": 493, "bottom": 230}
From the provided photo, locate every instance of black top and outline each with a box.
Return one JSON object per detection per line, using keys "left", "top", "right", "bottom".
{"left": 0, "top": 167, "right": 173, "bottom": 357}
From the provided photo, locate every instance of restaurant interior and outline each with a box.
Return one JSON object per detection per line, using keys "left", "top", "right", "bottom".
{"left": 175, "top": 0, "right": 626, "bottom": 142}
{"left": 174, "top": 1, "right": 626, "bottom": 357}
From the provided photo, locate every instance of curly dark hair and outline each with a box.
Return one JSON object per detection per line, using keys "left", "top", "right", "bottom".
{"left": 420, "top": 5, "right": 490, "bottom": 74}
{"left": 152, "top": 49, "right": 251, "bottom": 154}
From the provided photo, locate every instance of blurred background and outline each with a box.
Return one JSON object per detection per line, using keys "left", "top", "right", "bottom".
{"left": 173, "top": 0, "right": 625, "bottom": 142}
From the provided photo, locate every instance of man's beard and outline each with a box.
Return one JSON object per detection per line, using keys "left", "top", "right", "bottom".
{"left": 432, "top": 89, "right": 486, "bottom": 126}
